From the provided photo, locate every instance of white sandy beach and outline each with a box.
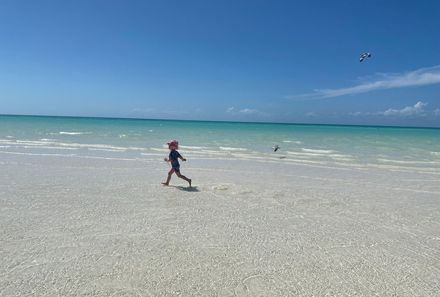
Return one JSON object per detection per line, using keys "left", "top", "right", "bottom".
{"left": 1, "top": 153, "right": 440, "bottom": 296}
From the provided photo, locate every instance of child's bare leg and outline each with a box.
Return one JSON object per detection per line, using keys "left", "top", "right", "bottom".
{"left": 176, "top": 172, "right": 191, "bottom": 187}
{"left": 162, "top": 169, "right": 174, "bottom": 185}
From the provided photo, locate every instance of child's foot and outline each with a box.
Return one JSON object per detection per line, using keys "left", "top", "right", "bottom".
{"left": 188, "top": 179, "right": 192, "bottom": 187}
{"left": 162, "top": 182, "right": 169, "bottom": 186}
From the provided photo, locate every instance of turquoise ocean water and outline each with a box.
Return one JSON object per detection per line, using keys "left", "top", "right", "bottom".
{"left": 1, "top": 115, "right": 439, "bottom": 173}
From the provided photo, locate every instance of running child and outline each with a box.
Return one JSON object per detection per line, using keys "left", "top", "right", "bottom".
{"left": 162, "top": 140, "right": 192, "bottom": 187}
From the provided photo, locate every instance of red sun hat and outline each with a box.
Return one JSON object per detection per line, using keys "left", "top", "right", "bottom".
{"left": 167, "top": 140, "right": 179, "bottom": 149}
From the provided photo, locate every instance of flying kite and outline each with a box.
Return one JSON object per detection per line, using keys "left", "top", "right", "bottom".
{"left": 359, "top": 52, "right": 372, "bottom": 62}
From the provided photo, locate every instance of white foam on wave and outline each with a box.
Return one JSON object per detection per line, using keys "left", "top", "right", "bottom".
{"left": 0, "top": 138, "right": 147, "bottom": 152}
{"left": 0, "top": 139, "right": 12, "bottom": 144}
{"left": 302, "top": 148, "right": 336, "bottom": 154}
{"left": 0, "top": 150, "right": 150, "bottom": 162}
{"left": 84, "top": 144, "right": 129, "bottom": 151}
{"left": 330, "top": 157, "right": 355, "bottom": 162}
{"left": 22, "top": 145, "right": 78, "bottom": 150}
{"left": 6, "top": 136, "right": 15, "bottom": 139}
{"left": 287, "top": 150, "right": 355, "bottom": 163}
{"left": 226, "top": 152, "right": 257, "bottom": 158}
{"left": 287, "top": 151, "right": 323, "bottom": 157}
{"left": 199, "top": 150, "right": 228, "bottom": 156}
{"left": 88, "top": 148, "right": 127, "bottom": 152}
{"left": 362, "top": 162, "right": 440, "bottom": 174}
{"left": 329, "top": 154, "right": 355, "bottom": 161}
{"left": 140, "top": 153, "right": 164, "bottom": 157}
{"left": 127, "top": 146, "right": 147, "bottom": 151}
{"left": 180, "top": 145, "right": 209, "bottom": 150}
{"left": 219, "top": 146, "right": 248, "bottom": 151}
{"left": 16, "top": 140, "right": 53, "bottom": 146}
{"left": 226, "top": 152, "right": 335, "bottom": 166}
{"left": 377, "top": 158, "right": 440, "bottom": 165}
{"left": 430, "top": 152, "right": 440, "bottom": 157}
{"left": 282, "top": 140, "right": 302, "bottom": 144}
{"left": 0, "top": 151, "right": 76, "bottom": 157}
{"left": 57, "top": 131, "right": 92, "bottom": 135}
{"left": 150, "top": 147, "right": 169, "bottom": 152}
{"left": 79, "top": 155, "right": 146, "bottom": 162}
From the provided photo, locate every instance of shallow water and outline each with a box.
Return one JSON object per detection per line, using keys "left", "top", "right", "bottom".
{"left": 1, "top": 115, "right": 439, "bottom": 173}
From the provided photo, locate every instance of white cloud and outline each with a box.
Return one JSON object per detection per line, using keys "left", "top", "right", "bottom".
{"left": 379, "top": 101, "right": 427, "bottom": 116}
{"left": 434, "top": 108, "right": 440, "bottom": 116}
{"left": 238, "top": 108, "right": 259, "bottom": 114}
{"left": 226, "top": 107, "right": 235, "bottom": 113}
{"left": 351, "top": 101, "right": 430, "bottom": 117}
{"left": 226, "top": 107, "right": 268, "bottom": 117}
{"left": 291, "top": 65, "right": 440, "bottom": 99}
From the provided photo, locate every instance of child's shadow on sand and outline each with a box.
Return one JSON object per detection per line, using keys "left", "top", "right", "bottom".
{"left": 172, "top": 186, "right": 200, "bottom": 192}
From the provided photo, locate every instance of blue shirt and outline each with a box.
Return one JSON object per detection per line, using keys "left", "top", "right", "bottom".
{"left": 169, "top": 150, "right": 181, "bottom": 168}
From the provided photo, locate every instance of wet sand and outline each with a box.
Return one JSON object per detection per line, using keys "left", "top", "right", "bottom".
{"left": 1, "top": 153, "right": 440, "bottom": 296}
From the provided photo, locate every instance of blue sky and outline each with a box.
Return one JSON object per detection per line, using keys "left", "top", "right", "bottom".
{"left": 0, "top": 0, "right": 439, "bottom": 127}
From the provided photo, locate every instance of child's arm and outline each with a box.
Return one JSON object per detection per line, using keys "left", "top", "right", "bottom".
{"left": 176, "top": 151, "right": 186, "bottom": 161}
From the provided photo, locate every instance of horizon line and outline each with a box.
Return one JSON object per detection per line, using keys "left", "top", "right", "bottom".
{"left": 1, "top": 113, "right": 439, "bottom": 130}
